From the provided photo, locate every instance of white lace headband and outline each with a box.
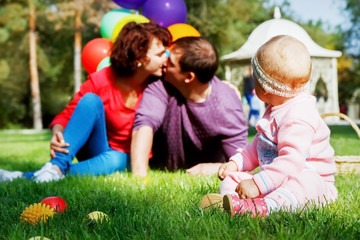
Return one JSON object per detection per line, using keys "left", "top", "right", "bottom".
{"left": 251, "top": 56, "right": 308, "bottom": 98}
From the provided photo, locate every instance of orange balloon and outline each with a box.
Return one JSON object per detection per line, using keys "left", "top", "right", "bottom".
{"left": 167, "top": 23, "right": 201, "bottom": 42}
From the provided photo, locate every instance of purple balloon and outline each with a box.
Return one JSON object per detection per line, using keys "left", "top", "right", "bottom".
{"left": 113, "top": 0, "right": 147, "bottom": 9}
{"left": 142, "top": 0, "right": 187, "bottom": 27}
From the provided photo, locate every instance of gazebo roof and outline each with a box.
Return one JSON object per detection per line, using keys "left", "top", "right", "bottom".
{"left": 221, "top": 9, "right": 342, "bottom": 61}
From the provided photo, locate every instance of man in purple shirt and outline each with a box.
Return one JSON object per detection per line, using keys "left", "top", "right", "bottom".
{"left": 131, "top": 37, "right": 248, "bottom": 177}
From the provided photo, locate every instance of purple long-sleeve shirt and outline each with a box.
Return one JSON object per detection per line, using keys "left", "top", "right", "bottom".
{"left": 133, "top": 77, "right": 248, "bottom": 170}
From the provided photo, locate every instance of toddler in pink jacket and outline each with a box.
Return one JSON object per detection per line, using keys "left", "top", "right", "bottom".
{"left": 202, "top": 35, "right": 337, "bottom": 217}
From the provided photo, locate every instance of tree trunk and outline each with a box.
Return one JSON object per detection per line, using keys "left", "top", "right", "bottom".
{"left": 74, "top": 2, "right": 83, "bottom": 93}
{"left": 29, "top": 0, "right": 42, "bottom": 130}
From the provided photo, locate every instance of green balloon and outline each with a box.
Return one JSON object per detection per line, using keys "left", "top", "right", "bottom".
{"left": 100, "top": 9, "right": 132, "bottom": 40}
{"left": 96, "top": 57, "right": 111, "bottom": 71}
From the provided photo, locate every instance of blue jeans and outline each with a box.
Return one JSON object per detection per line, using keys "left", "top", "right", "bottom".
{"left": 24, "top": 93, "right": 130, "bottom": 179}
{"left": 245, "top": 94, "right": 253, "bottom": 108}
{"left": 248, "top": 109, "right": 260, "bottom": 121}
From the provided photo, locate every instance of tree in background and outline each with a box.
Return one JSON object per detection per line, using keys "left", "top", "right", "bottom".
{"left": 74, "top": 0, "right": 84, "bottom": 93}
{"left": 0, "top": 0, "right": 111, "bottom": 128}
{"left": 28, "top": 0, "right": 43, "bottom": 130}
{"left": 47, "top": 0, "right": 114, "bottom": 93}
{"left": 0, "top": 0, "right": 32, "bottom": 128}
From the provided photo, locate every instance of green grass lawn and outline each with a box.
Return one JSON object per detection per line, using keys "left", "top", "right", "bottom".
{"left": 0, "top": 126, "right": 359, "bottom": 239}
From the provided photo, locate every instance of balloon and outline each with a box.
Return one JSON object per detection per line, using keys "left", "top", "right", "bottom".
{"left": 113, "top": 0, "right": 147, "bottom": 9}
{"left": 81, "top": 38, "right": 113, "bottom": 74}
{"left": 142, "top": 0, "right": 187, "bottom": 27}
{"left": 112, "top": 14, "right": 149, "bottom": 42}
{"left": 167, "top": 23, "right": 200, "bottom": 42}
{"left": 97, "top": 57, "right": 111, "bottom": 71}
{"left": 100, "top": 9, "right": 132, "bottom": 40}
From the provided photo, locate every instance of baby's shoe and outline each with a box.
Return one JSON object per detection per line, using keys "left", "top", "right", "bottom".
{"left": 33, "top": 163, "right": 64, "bottom": 183}
{"left": 0, "top": 169, "right": 24, "bottom": 182}
{"left": 200, "top": 193, "right": 223, "bottom": 209}
{"left": 223, "top": 194, "right": 268, "bottom": 217}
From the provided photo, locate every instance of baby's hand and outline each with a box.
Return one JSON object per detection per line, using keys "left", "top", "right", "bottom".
{"left": 236, "top": 179, "right": 260, "bottom": 199}
{"left": 218, "top": 161, "right": 237, "bottom": 180}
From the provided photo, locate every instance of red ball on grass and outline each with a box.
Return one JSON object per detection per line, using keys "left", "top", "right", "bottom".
{"left": 41, "top": 197, "right": 68, "bottom": 213}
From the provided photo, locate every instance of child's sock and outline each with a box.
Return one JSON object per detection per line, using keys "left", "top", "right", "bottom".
{"left": 264, "top": 197, "right": 280, "bottom": 212}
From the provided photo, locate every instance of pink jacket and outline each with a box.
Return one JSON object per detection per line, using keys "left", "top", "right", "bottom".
{"left": 230, "top": 94, "right": 337, "bottom": 195}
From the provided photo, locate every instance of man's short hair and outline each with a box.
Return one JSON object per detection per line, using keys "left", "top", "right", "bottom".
{"left": 172, "top": 37, "right": 218, "bottom": 83}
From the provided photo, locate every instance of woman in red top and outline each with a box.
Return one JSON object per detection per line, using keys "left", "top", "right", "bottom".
{"left": 0, "top": 22, "right": 171, "bottom": 182}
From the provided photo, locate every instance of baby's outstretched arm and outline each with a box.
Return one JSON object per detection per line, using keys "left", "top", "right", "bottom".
{"left": 236, "top": 179, "right": 260, "bottom": 199}
{"left": 218, "top": 161, "right": 237, "bottom": 180}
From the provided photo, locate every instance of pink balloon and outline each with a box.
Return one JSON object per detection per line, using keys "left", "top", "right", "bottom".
{"left": 81, "top": 38, "right": 113, "bottom": 74}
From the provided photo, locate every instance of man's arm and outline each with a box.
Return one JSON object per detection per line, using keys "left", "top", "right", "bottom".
{"left": 131, "top": 126, "right": 154, "bottom": 177}
{"left": 186, "top": 163, "right": 222, "bottom": 175}
{"left": 131, "top": 80, "right": 170, "bottom": 177}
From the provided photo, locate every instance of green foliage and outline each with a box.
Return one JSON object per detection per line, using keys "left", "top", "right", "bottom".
{"left": 0, "top": 126, "right": 360, "bottom": 239}
{"left": 184, "top": 0, "right": 271, "bottom": 79}
{"left": 338, "top": 0, "right": 360, "bottom": 105}
{"left": 185, "top": 0, "right": 269, "bottom": 55}
{"left": 0, "top": 2, "right": 29, "bottom": 128}
{"left": 345, "top": 0, "right": 360, "bottom": 56}
{"left": 0, "top": 0, "right": 104, "bottom": 129}
{"left": 339, "top": 58, "right": 360, "bottom": 105}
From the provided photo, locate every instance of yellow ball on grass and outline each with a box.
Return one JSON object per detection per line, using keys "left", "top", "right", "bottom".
{"left": 28, "top": 237, "right": 51, "bottom": 240}
{"left": 84, "top": 211, "right": 109, "bottom": 226}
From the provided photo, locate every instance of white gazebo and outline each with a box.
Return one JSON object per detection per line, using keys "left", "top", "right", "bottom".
{"left": 221, "top": 8, "right": 342, "bottom": 122}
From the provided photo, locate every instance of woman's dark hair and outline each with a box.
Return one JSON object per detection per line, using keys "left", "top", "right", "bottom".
{"left": 110, "top": 22, "right": 172, "bottom": 77}
{"left": 172, "top": 37, "right": 218, "bottom": 83}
